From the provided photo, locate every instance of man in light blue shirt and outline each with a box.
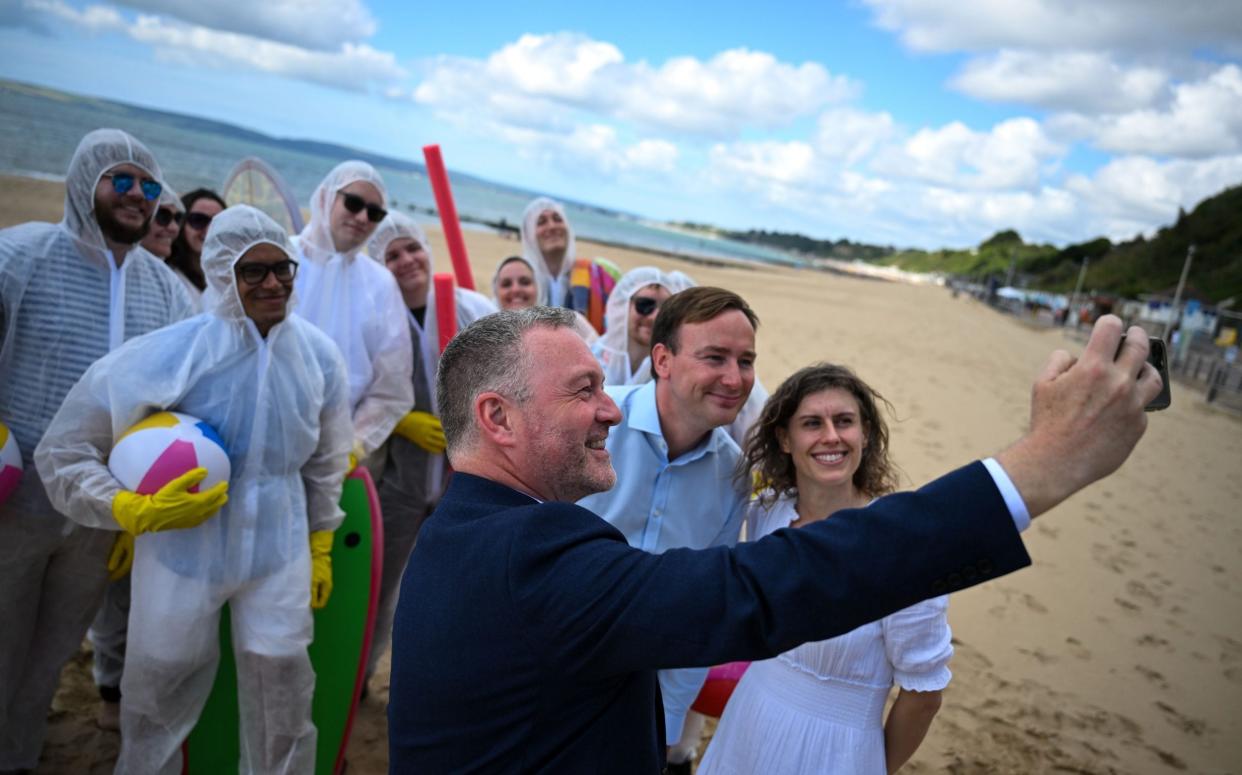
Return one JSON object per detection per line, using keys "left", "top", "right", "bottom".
{"left": 578, "top": 286, "right": 759, "bottom": 765}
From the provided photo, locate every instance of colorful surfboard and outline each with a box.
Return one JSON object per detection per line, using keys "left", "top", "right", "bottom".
{"left": 183, "top": 468, "right": 383, "bottom": 775}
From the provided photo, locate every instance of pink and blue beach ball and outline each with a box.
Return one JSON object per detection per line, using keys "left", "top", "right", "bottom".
{"left": 108, "top": 411, "right": 230, "bottom": 494}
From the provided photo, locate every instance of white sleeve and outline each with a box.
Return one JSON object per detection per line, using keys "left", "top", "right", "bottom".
{"left": 881, "top": 595, "right": 953, "bottom": 692}
{"left": 351, "top": 274, "right": 415, "bottom": 456}
{"left": 304, "top": 342, "right": 353, "bottom": 533}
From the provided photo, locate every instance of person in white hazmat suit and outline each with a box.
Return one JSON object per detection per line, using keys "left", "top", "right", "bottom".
{"left": 361, "top": 211, "right": 497, "bottom": 683}
{"left": 34, "top": 205, "right": 353, "bottom": 775}
{"left": 292, "top": 161, "right": 414, "bottom": 467}
{"left": 519, "top": 196, "right": 578, "bottom": 308}
{"left": 591, "top": 266, "right": 674, "bottom": 386}
{"left": 0, "top": 128, "right": 193, "bottom": 771}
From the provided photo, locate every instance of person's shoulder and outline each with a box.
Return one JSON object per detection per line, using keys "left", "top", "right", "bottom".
{"left": 604, "top": 382, "right": 644, "bottom": 405}
{"left": 0, "top": 223, "right": 59, "bottom": 271}
{"left": 289, "top": 314, "right": 347, "bottom": 363}
{"left": 454, "top": 287, "right": 498, "bottom": 322}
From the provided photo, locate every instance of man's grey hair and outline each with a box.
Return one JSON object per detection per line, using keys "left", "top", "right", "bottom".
{"left": 437, "top": 306, "right": 579, "bottom": 455}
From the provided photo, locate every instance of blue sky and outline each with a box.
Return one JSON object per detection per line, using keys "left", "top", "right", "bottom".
{"left": 2, "top": 0, "right": 1241, "bottom": 249}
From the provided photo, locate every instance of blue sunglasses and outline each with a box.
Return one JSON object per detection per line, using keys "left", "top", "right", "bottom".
{"left": 102, "top": 172, "right": 163, "bottom": 201}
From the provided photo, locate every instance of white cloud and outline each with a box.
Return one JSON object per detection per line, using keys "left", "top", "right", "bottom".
{"left": 815, "top": 108, "right": 897, "bottom": 165}
{"left": 872, "top": 117, "right": 1063, "bottom": 190}
{"left": 951, "top": 50, "right": 1169, "bottom": 112}
{"left": 23, "top": 0, "right": 405, "bottom": 92}
{"left": 1086, "top": 64, "right": 1242, "bottom": 157}
{"left": 1066, "top": 153, "right": 1242, "bottom": 238}
{"left": 112, "top": 0, "right": 376, "bottom": 51}
{"left": 414, "top": 32, "right": 856, "bottom": 137}
{"left": 863, "top": 0, "right": 1242, "bottom": 55}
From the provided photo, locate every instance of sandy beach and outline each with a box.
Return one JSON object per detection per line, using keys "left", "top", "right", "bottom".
{"left": 5, "top": 173, "right": 1240, "bottom": 774}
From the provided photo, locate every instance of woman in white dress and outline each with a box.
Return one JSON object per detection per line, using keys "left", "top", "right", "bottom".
{"left": 698, "top": 363, "right": 952, "bottom": 775}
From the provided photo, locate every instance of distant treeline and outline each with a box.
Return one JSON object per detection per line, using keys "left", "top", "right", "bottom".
{"left": 670, "top": 222, "right": 897, "bottom": 261}
{"left": 684, "top": 182, "right": 1241, "bottom": 305}
{"left": 877, "top": 184, "right": 1242, "bottom": 304}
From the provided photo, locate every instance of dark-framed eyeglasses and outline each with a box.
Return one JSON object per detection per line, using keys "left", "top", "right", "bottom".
{"left": 337, "top": 191, "right": 388, "bottom": 223}
{"left": 632, "top": 296, "right": 662, "bottom": 317}
{"left": 153, "top": 207, "right": 184, "bottom": 227}
{"left": 103, "top": 172, "right": 162, "bottom": 201}
{"left": 235, "top": 259, "right": 298, "bottom": 285}
{"left": 185, "top": 211, "right": 214, "bottom": 231}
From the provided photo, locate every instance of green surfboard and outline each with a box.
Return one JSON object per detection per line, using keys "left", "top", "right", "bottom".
{"left": 183, "top": 468, "right": 383, "bottom": 775}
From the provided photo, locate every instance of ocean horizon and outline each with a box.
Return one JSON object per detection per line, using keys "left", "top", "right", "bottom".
{"left": 0, "top": 79, "right": 804, "bottom": 269}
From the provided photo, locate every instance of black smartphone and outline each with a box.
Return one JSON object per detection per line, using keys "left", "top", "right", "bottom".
{"left": 1145, "top": 337, "right": 1172, "bottom": 411}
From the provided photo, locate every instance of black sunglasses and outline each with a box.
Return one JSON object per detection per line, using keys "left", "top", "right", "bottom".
{"left": 154, "top": 208, "right": 184, "bottom": 227}
{"left": 235, "top": 259, "right": 299, "bottom": 285}
{"left": 186, "top": 211, "right": 214, "bottom": 231}
{"left": 632, "top": 296, "right": 661, "bottom": 317}
{"left": 103, "top": 172, "right": 162, "bottom": 201}
{"left": 337, "top": 191, "right": 388, "bottom": 223}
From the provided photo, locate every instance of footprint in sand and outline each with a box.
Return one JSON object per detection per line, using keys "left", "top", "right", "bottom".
{"left": 1136, "top": 634, "right": 1173, "bottom": 652}
{"left": 1155, "top": 701, "right": 1209, "bottom": 736}
{"left": 1134, "top": 664, "right": 1168, "bottom": 689}
{"left": 1021, "top": 593, "right": 1048, "bottom": 614}
{"left": 1065, "top": 636, "right": 1092, "bottom": 661}
{"left": 1114, "top": 596, "right": 1141, "bottom": 613}
{"left": 1125, "top": 579, "right": 1161, "bottom": 607}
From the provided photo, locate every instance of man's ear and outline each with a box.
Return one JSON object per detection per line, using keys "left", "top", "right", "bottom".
{"left": 474, "top": 391, "right": 518, "bottom": 447}
{"left": 651, "top": 343, "right": 672, "bottom": 381}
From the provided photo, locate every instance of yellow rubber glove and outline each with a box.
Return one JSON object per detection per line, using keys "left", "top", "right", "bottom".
{"left": 347, "top": 440, "right": 365, "bottom": 474}
{"left": 309, "top": 530, "right": 334, "bottom": 609}
{"left": 111, "top": 468, "right": 228, "bottom": 536}
{"left": 107, "top": 532, "right": 135, "bottom": 581}
{"left": 393, "top": 411, "right": 446, "bottom": 454}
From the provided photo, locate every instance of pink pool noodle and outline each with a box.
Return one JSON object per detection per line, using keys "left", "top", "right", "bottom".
{"left": 422, "top": 145, "right": 476, "bottom": 290}
{"left": 434, "top": 273, "right": 458, "bottom": 355}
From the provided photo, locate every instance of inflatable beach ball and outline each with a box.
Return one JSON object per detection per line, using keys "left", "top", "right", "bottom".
{"left": 0, "top": 421, "right": 21, "bottom": 505}
{"left": 108, "top": 411, "right": 230, "bottom": 495}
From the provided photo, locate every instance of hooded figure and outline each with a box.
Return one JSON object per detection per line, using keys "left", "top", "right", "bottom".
{"left": 292, "top": 161, "right": 414, "bottom": 460}
{"left": 362, "top": 211, "right": 497, "bottom": 681}
{"left": 35, "top": 205, "right": 352, "bottom": 774}
{"left": 591, "top": 267, "right": 673, "bottom": 386}
{"left": 490, "top": 254, "right": 599, "bottom": 343}
{"left": 0, "top": 128, "right": 192, "bottom": 771}
{"left": 519, "top": 196, "right": 577, "bottom": 307}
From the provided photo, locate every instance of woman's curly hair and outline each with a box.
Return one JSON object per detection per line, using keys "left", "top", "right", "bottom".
{"left": 737, "top": 363, "right": 900, "bottom": 503}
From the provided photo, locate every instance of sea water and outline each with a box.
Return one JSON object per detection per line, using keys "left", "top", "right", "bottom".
{"left": 0, "top": 80, "right": 801, "bottom": 269}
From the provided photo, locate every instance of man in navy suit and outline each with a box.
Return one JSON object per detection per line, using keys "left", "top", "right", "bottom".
{"left": 389, "top": 306, "right": 1161, "bottom": 774}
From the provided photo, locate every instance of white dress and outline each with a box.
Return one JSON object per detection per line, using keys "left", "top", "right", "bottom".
{"left": 698, "top": 495, "right": 953, "bottom": 775}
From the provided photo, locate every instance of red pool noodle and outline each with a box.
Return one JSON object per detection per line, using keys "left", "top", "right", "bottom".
{"left": 434, "top": 273, "right": 458, "bottom": 355}
{"left": 422, "top": 144, "right": 476, "bottom": 290}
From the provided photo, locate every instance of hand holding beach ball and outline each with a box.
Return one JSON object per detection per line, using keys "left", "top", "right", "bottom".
{"left": 108, "top": 411, "right": 231, "bottom": 535}
{"left": 0, "top": 421, "right": 22, "bottom": 505}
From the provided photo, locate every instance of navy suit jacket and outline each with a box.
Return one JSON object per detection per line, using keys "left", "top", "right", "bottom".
{"left": 388, "top": 462, "right": 1030, "bottom": 774}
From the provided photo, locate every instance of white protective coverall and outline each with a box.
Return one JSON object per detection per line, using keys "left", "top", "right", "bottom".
{"left": 590, "top": 266, "right": 672, "bottom": 386}
{"left": 362, "top": 211, "right": 497, "bottom": 676}
{"left": 0, "top": 128, "right": 193, "bottom": 770}
{"left": 35, "top": 205, "right": 353, "bottom": 775}
{"left": 519, "top": 196, "right": 577, "bottom": 307}
{"left": 292, "top": 161, "right": 413, "bottom": 458}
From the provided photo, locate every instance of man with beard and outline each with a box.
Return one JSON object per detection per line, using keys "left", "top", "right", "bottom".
{"left": 388, "top": 307, "right": 1161, "bottom": 773}
{"left": 0, "top": 128, "right": 193, "bottom": 771}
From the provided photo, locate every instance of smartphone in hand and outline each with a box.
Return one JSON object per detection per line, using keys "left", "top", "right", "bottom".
{"left": 1144, "top": 338, "right": 1172, "bottom": 411}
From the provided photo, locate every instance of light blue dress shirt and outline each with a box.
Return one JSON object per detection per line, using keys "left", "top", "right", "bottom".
{"left": 578, "top": 381, "right": 749, "bottom": 744}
